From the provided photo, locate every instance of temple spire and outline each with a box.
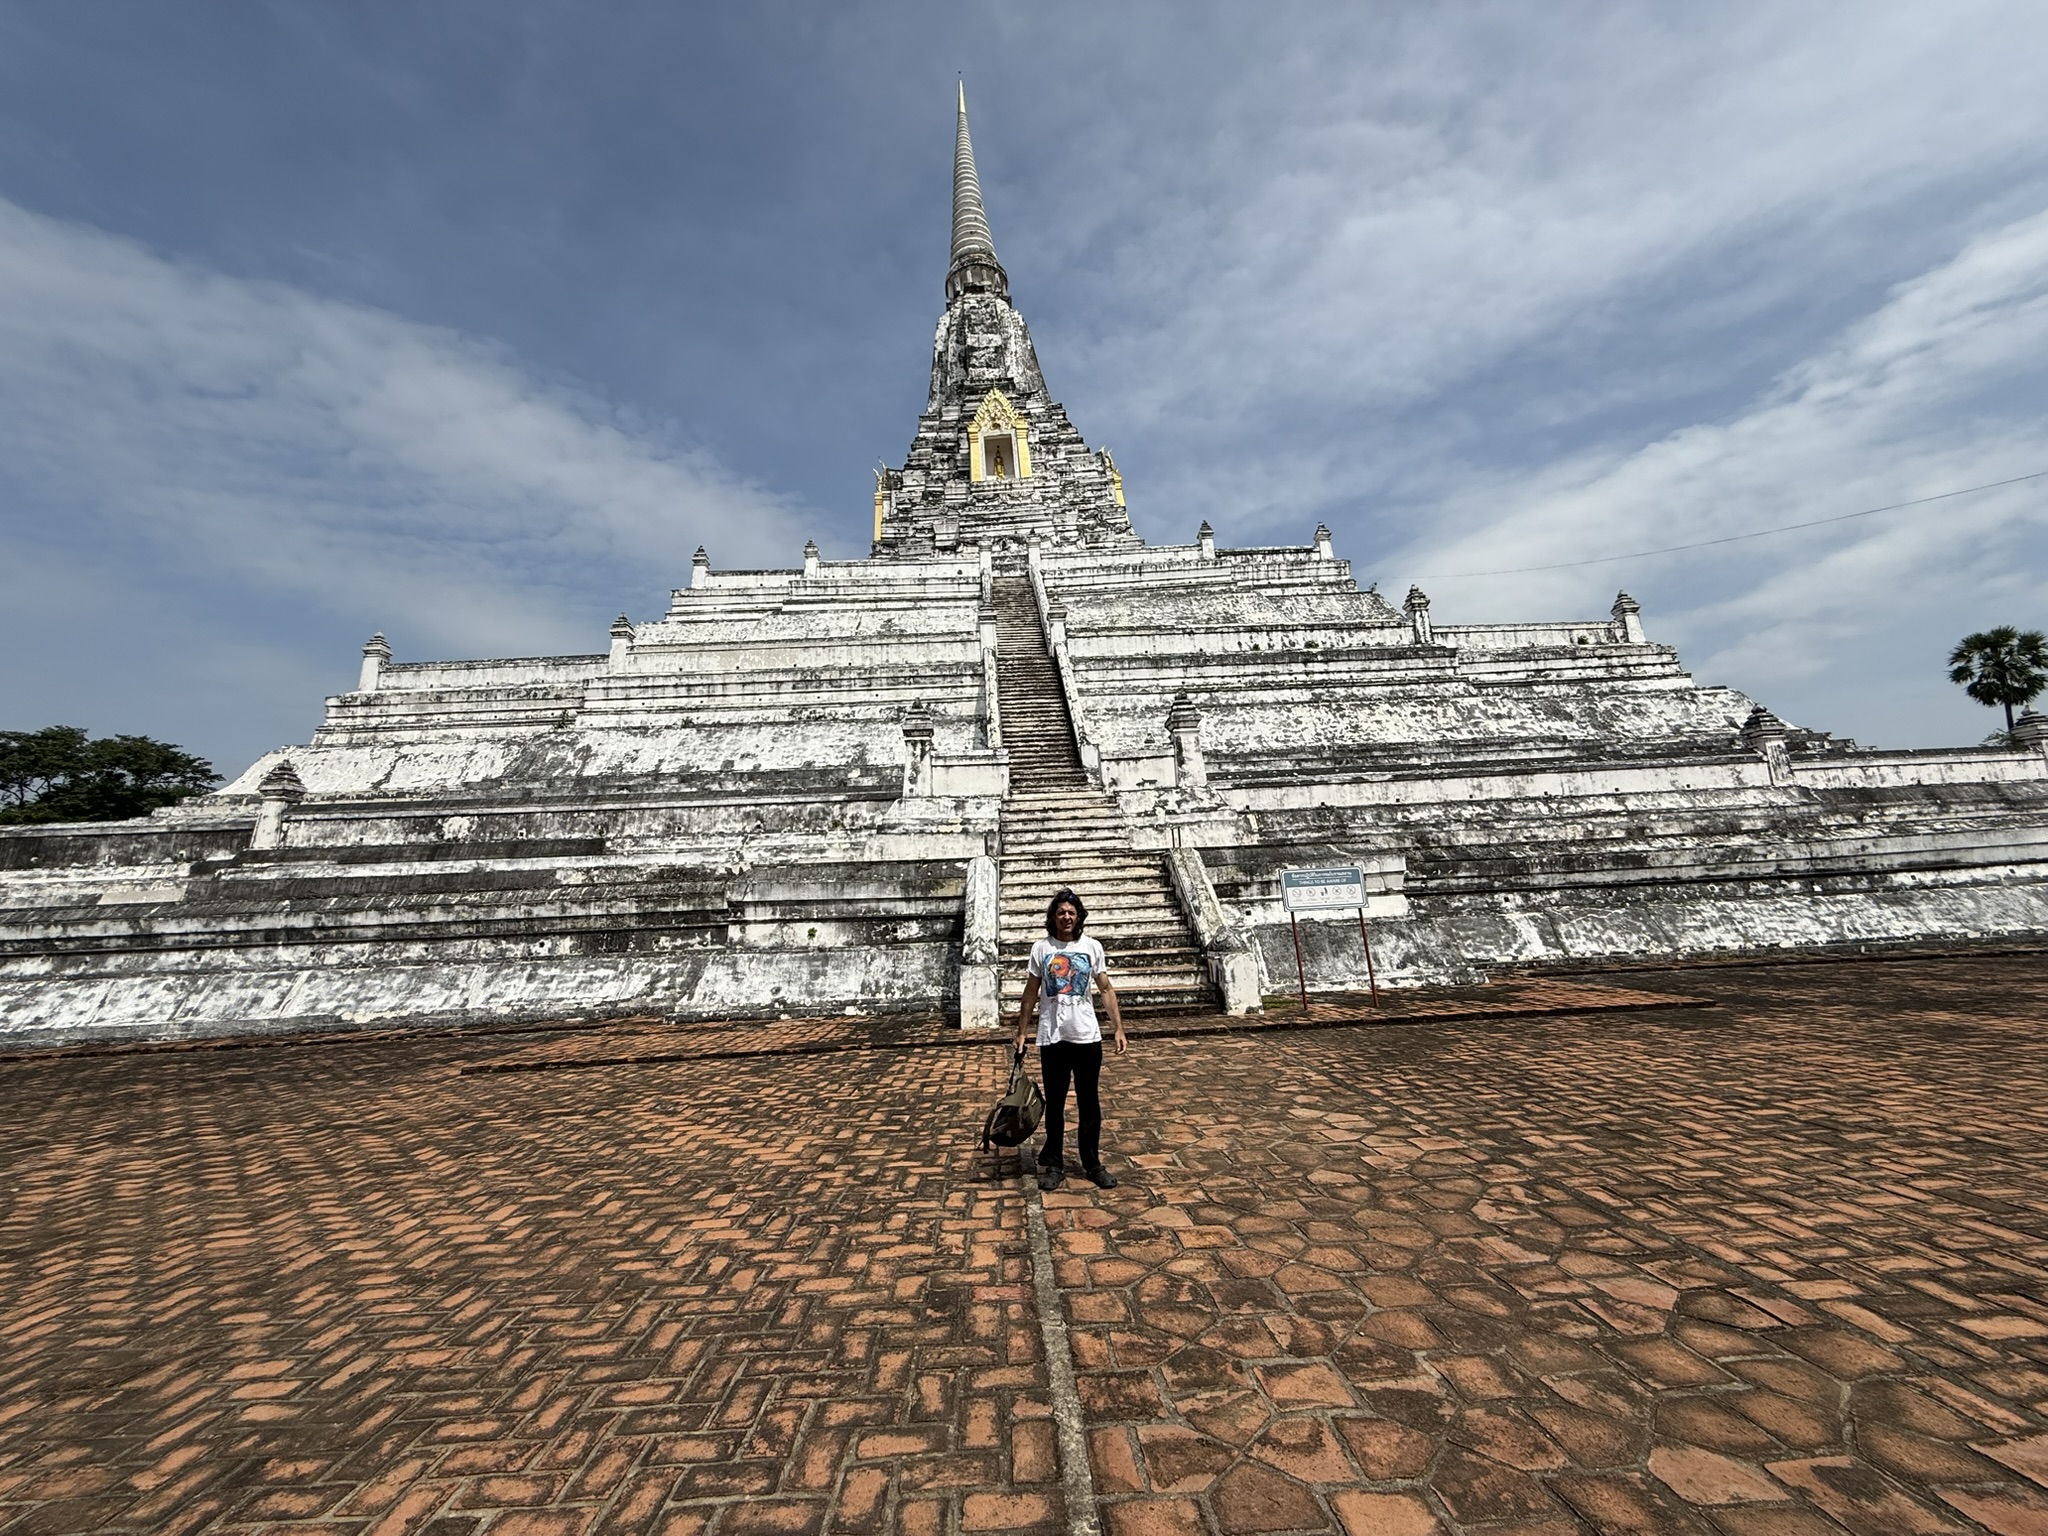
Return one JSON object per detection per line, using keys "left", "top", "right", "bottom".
{"left": 946, "top": 82, "right": 1009, "bottom": 302}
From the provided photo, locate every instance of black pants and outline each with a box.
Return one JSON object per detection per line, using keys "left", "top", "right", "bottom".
{"left": 1039, "top": 1040, "right": 1103, "bottom": 1170}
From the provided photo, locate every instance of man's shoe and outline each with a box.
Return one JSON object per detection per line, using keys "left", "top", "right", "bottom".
{"left": 1084, "top": 1165, "right": 1119, "bottom": 1189}
{"left": 1037, "top": 1163, "right": 1065, "bottom": 1192}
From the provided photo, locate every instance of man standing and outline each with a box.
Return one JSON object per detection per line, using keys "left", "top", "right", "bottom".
{"left": 1013, "top": 888, "right": 1127, "bottom": 1190}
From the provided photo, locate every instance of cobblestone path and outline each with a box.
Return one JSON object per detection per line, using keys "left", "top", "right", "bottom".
{"left": 2, "top": 954, "right": 2046, "bottom": 1535}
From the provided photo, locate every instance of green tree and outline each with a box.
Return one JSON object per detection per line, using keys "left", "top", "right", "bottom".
{"left": 0, "top": 726, "right": 219, "bottom": 824}
{"left": 1947, "top": 627, "right": 2048, "bottom": 732}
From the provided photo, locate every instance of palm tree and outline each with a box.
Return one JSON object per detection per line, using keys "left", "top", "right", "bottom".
{"left": 1948, "top": 627, "right": 2048, "bottom": 731}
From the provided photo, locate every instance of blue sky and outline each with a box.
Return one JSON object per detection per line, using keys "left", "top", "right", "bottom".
{"left": 3, "top": 2, "right": 2047, "bottom": 776}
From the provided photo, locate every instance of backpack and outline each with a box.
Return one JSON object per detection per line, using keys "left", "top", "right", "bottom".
{"left": 981, "top": 1048, "right": 1045, "bottom": 1150}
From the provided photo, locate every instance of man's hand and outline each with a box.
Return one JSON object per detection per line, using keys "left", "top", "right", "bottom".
{"left": 1112, "top": 1023, "right": 1128, "bottom": 1056}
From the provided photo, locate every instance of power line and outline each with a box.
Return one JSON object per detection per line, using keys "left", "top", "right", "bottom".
{"left": 1414, "top": 469, "right": 2048, "bottom": 580}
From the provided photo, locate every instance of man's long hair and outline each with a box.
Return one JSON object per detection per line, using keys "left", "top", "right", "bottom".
{"left": 1044, "top": 888, "right": 1088, "bottom": 937}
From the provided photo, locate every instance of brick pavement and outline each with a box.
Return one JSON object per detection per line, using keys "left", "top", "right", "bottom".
{"left": 1049, "top": 954, "right": 2048, "bottom": 1535}
{"left": 459, "top": 980, "right": 1706, "bottom": 1076}
{"left": 0, "top": 1037, "right": 1054, "bottom": 1535}
{"left": 1, "top": 954, "right": 2045, "bottom": 1535}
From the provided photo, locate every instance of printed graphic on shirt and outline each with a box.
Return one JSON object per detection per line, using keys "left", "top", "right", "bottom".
{"left": 1042, "top": 948, "right": 1093, "bottom": 998}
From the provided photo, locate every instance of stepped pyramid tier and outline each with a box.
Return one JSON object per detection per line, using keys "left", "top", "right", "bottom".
{"left": 6, "top": 93, "right": 2048, "bottom": 1049}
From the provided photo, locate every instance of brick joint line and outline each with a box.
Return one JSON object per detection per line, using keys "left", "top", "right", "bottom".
{"left": 1023, "top": 1151, "right": 1103, "bottom": 1536}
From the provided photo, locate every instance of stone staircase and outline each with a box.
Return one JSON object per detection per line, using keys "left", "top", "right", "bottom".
{"left": 991, "top": 574, "right": 1216, "bottom": 1016}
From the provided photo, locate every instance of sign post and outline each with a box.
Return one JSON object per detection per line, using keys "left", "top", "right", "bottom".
{"left": 1279, "top": 864, "right": 1380, "bottom": 1011}
{"left": 1356, "top": 908, "right": 1380, "bottom": 1008}
{"left": 1288, "top": 912, "right": 1309, "bottom": 1016}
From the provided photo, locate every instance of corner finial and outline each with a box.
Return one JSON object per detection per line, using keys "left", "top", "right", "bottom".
{"left": 1740, "top": 704, "right": 1788, "bottom": 748}
{"left": 358, "top": 632, "right": 391, "bottom": 691}
{"left": 257, "top": 759, "right": 306, "bottom": 801}
{"left": 1611, "top": 590, "right": 1647, "bottom": 643}
{"left": 252, "top": 758, "right": 305, "bottom": 850}
{"left": 1404, "top": 586, "right": 1434, "bottom": 646}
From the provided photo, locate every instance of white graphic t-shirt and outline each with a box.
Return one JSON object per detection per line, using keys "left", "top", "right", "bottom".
{"left": 1028, "top": 936, "right": 1108, "bottom": 1047}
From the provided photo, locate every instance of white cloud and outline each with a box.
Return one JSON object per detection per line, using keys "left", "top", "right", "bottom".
{"left": 1043, "top": 4, "right": 2048, "bottom": 526}
{"left": 0, "top": 195, "right": 807, "bottom": 666}
{"left": 1392, "top": 206, "right": 2048, "bottom": 747}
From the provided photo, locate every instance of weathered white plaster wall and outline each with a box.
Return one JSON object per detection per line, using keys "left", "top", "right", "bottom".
{"left": 7, "top": 530, "right": 2047, "bottom": 1047}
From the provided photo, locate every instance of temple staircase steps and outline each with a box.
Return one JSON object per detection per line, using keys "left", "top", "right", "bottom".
{"left": 990, "top": 576, "right": 1086, "bottom": 789}
{"left": 990, "top": 574, "right": 1216, "bottom": 1015}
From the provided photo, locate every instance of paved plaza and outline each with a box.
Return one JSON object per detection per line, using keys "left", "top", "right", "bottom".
{"left": 4, "top": 955, "right": 2047, "bottom": 1535}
